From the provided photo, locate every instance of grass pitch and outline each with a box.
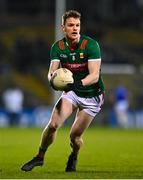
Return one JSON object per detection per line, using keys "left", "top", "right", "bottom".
{"left": 0, "top": 127, "right": 143, "bottom": 179}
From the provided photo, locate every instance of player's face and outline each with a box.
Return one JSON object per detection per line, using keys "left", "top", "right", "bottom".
{"left": 62, "top": 17, "right": 80, "bottom": 42}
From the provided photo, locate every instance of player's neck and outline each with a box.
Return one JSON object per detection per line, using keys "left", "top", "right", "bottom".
{"left": 66, "top": 35, "right": 80, "bottom": 49}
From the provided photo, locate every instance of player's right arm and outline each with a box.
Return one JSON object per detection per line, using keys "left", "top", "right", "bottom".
{"left": 47, "top": 61, "right": 60, "bottom": 81}
{"left": 47, "top": 42, "right": 60, "bottom": 82}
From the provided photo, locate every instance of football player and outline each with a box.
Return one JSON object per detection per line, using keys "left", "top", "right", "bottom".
{"left": 21, "top": 9, "right": 105, "bottom": 172}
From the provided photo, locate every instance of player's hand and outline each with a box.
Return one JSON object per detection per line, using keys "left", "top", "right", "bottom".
{"left": 64, "top": 80, "right": 83, "bottom": 92}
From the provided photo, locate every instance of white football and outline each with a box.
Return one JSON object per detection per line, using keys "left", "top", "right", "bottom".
{"left": 51, "top": 68, "right": 74, "bottom": 91}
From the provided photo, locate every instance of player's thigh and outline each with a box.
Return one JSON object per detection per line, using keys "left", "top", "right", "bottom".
{"left": 49, "top": 97, "right": 76, "bottom": 127}
{"left": 70, "top": 110, "right": 94, "bottom": 137}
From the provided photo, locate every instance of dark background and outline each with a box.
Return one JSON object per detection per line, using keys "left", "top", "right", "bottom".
{"left": 0, "top": 0, "right": 143, "bottom": 127}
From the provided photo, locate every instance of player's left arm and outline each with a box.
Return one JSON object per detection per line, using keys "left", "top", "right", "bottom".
{"left": 81, "top": 40, "right": 101, "bottom": 86}
{"left": 81, "top": 60, "right": 101, "bottom": 86}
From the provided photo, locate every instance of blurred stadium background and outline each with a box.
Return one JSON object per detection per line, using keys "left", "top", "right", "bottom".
{"left": 0, "top": 0, "right": 143, "bottom": 128}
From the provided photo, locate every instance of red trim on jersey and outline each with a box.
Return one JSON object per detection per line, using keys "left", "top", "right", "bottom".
{"left": 58, "top": 40, "right": 65, "bottom": 50}
{"left": 80, "top": 39, "right": 88, "bottom": 49}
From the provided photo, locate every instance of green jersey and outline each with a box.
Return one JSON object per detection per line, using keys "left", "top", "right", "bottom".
{"left": 50, "top": 35, "right": 105, "bottom": 98}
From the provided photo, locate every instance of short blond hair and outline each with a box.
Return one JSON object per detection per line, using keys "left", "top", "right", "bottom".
{"left": 62, "top": 10, "right": 81, "bottom": 25}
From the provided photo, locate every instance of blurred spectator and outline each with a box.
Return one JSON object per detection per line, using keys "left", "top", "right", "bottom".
{"left": 2, "top": 83, "right": 24, "bottom": 126}
{"left": 114, "top": 86, "right": 129, "bottom": 128}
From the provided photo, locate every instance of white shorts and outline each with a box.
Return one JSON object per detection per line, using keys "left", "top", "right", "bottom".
{"left": 61, "top": 91, "right": 104, "bottom": 117}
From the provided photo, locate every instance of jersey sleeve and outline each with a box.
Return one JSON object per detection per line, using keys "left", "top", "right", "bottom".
{"left": 50, "top": 42, "right": 60, "bottom": 61}
{"left": 87, "top": 40, "right": 101, "bottom": 61}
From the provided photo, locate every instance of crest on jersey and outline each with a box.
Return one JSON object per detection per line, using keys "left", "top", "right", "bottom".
{"left": 72, "top": 56, "right": 76, "bottom": 61}
{"left": 80, "top": 53, "right": 84, "bottom": 58}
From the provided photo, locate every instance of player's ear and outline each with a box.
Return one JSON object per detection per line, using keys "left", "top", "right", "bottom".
{"left": 61, "top": 24, "right": 65, "bottom": 32}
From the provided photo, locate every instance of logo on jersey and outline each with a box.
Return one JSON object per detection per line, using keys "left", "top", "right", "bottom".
{"left": 80, "top": 53, "right": 84, "bottom": 58}
{"left": 60, "top": 54, "right": 67, "bottom": 58}
{"left": 62, "top": 62, "right": 88, "bottom": 72}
